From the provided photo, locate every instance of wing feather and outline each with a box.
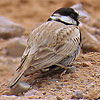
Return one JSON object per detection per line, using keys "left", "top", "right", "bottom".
{"left": 25, "top": 21, "right": 80, "bottom": 71}
{"left": 18, "top": 21, "right": 80, "bottom": 72}
{"left": 9, "top": 21, "right": 80, "bottom": 88}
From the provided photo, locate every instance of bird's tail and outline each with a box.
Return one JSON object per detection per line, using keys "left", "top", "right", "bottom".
{"left": 8, "top": 70, "right": 24, "bottom": 88}
{"left": 8, "top": 54, "right": 33, "bottom": 88}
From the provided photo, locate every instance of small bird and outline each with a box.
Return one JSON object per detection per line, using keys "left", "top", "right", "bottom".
{"left": 8, "top": 8, "right": 85, "bottom": 88}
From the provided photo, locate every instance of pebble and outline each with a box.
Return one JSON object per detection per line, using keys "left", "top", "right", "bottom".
{"left": 56, "top": 96, "right": 63, "bottom": 100}
{"left": 0, "top": 16, "right": 25, "bottom": 39}
{"left": 10, "top": 82, "right": 30, "bottom": 95}
{"left": 86, "top": 82, "right": 95, "bottom": 89}
{"left": 56, "top": 84, "right": 63, "bottom": 90}
{"left": 83, "top": 79, "right": 89, "bottom": 83}
{"left": 6, "top": 37, "right": 27, "bottom": 57}
{"left": 73, "top": 90, "right": 83, "bottom": 99}
{"left": 80, "top": 23, "right": 100, "bottom": 52}
{"left": 82, "top": 61, "right": 92, "bottom": 67}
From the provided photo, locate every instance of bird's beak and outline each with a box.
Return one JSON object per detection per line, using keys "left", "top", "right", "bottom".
{"left": 78, "top": 15, "right": 87, "bottom": 21}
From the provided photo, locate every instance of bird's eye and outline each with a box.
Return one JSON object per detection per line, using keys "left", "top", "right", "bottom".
{"left": 70, "top": 14, "right": 74, "bottom": 18}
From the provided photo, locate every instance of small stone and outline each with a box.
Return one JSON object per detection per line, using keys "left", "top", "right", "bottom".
{"left": 95, "top": 71, "right": 100, "bottom": 78}
{"left": 56, "top": 84, "right": 63, "bottom": 90}
{"left": 10, "top": 82, "right": 30, "bottom": 95}
{"left": 86, "top": 82, "right": 95, "bottom": 89}
{"left": 56, "top": 96, "right": 63, "bottom": 100}
{"left": 42, "top": 92, "right": 46, "bottom": 95}
{"left": 0, "top": 16, "right": 25, "bottom": 39}
{"left": 80, "top": 23, "right": 100, "bottom": 52}
{"left": 6, "top": 37, "right": 27, "bottom": 57}
{"left": 83, "top": 79, "right": 89, "bottom": 83}
{"left": 73, "top": 90, "right": 83, "bottom": 99}
{"left": 82, "top": 61, "right": 92, "bottom": 67}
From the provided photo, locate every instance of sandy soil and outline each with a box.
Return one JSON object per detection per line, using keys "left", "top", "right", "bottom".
{"left": 0, "top": 0, "right": 100, "bottom": 99}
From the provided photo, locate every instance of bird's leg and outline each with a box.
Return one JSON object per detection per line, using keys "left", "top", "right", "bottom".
{"left": 55, "top": 63, "right": 74, "bottom": 78}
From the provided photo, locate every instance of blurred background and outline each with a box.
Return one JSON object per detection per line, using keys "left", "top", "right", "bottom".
{"left": 0, "top": 0, "right": 100, "bottom": 32}
{"left": 0, "top": 0, "right": 100, "bottom": 99}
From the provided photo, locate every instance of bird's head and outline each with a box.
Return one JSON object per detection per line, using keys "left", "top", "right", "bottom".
{"left": 48, "top": 8, "right": 86, "bottom": 26}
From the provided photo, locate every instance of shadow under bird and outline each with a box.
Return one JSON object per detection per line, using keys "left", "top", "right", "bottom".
{"left": 8, "top": 7, "right": 86, "bottom": 88}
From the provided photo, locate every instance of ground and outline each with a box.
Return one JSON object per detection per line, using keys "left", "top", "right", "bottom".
{"left": 0, "top": 0, "right": 100, "bottom": 100}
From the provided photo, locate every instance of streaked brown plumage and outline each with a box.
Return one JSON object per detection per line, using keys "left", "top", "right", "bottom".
{"left": 8, "top": 8, "right": 84, "bottom": 88}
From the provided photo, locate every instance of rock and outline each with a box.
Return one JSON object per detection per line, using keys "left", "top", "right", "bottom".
{"left": 56, "top": 96, "right": 63, "bottom": 100}
{"left": 86, "top": 82, "right": 95, "bottom": 89}
{"left": 0, "top": 16, "right": 25, "bottom": 39}
{"left": 56, "top": 84, "right": 63, "bottom": 90}
{"left": 71, "top": 3, "right": 91, "bottom": 23}
{"left": 72, "top": 90, "right": 83, "bottom": 99}
{"left": 82, "top": 61, "right": 92, "bottom": 67}
{"left": 70, "top": 3, "right": 100, "bottom": 52}
{"left": 83, "top": 79, "right": 89, "bottom": 83}
{"left": 80, "top": 23, "right": 100, "bottom": 52}
{"left": 6, "top": 37, "right": 27, "bottom": 57}
{"left": 10, "top": 82, "right": 31, "bottom": 95}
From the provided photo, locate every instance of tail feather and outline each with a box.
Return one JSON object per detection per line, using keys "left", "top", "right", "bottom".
{"left": 8, "top": 70, "right": 24, "bottom": 88}
{"left": 8, "top": 54, "right": 33, "bottom": 88}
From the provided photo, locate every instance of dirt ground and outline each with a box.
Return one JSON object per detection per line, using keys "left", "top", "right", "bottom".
{"left": 0, "top": 0, "right": 100, "bottom": 100}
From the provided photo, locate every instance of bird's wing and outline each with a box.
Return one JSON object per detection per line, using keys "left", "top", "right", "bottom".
{"left": 26, "top": 21, "right": 80, "bottom": 70}
{"left": 8, "top": 21, "right": 80, "bottom": 88}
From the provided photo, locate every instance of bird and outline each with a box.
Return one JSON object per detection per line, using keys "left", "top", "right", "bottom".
{"left": 8, "top": 7, "right": 85, "bottom": 88}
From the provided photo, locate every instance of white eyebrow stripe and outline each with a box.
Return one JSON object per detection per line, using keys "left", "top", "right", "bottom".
{"left": 50, "top": 15, "right": 77, "bottom": 25}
